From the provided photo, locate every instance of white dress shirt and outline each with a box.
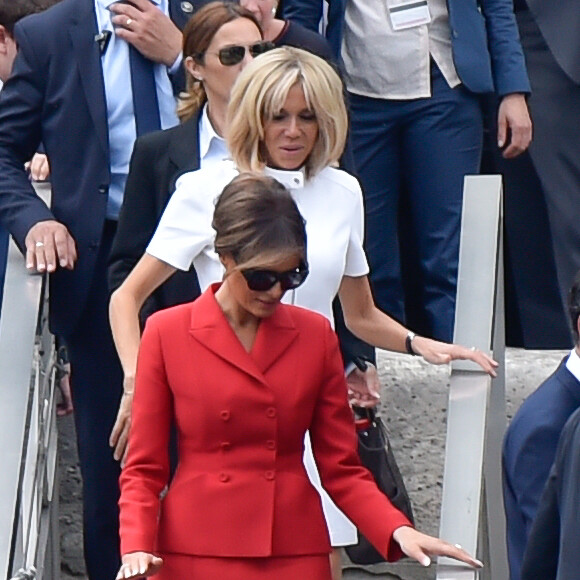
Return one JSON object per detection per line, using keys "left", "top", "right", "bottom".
{"left": 198, "top": 104, "right": 229, "bottom": 167}
{"left": 566, "top": 348, "right": 580, "bottom": 382}
{"left": 342, "top": 0, "right": 460, "bottom": 99}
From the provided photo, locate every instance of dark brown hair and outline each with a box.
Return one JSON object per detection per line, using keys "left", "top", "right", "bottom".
{"left": 0, "top": 0, "right": 54, "bottom": 34}
{"left": 213, "top": 173, "right": 307, "bottom": 270}
{"left": 177, "top": 2, "right": 261, "bottom": 121}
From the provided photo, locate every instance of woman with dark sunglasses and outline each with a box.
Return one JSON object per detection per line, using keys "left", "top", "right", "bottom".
{"left": 116, "top": 173, "right": 482, "bottom": 579}
{"left": 110, "top": 47, "right": 497, "bottom": 579}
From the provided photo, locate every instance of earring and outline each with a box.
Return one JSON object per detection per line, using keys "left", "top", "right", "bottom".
{"left": 272, "top": 6, "right": 277, "bottom": 15}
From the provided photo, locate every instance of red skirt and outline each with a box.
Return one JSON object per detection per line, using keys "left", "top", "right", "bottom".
{"left": 152, "top": 552, "right": 332, "bottom": 579}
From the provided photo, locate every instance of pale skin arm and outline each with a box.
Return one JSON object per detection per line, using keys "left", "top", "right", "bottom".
{"left": 338, "top": 275, "right": 498, "bottom": 375}
{"left": 108, "top": 253, "right": 176, "bottom": 463}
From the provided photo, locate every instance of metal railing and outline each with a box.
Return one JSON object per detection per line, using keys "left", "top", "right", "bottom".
{"left": 0, "top": 183, "right": 59, "bottom": 580}
{"left": 437, "top": 175, "right": 507, "bottom": 579}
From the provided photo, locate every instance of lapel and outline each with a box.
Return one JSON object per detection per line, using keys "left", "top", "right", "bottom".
{"left": 168, "top": 112, "right": 202, "bottom": 173}
{"left": 69, "top": 0, "right": 109, "bottom": 156}
{"left": 169, "top": 0, "right": 193, "bottom": 30}
{"left": 189, "top": 286, "right": 299, "bottom": 386}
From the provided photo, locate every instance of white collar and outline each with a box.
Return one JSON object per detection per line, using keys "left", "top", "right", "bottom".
{"left": 264, "top": 166, "right": 305, "bottom": 190}
{"left": 566, "top": 348, "right": 580, "bottom": 382}
{"left": 199, "top": 104, "right": 225, "bottom": 160}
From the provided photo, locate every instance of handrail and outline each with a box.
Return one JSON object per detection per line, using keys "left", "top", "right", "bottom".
{"left": 436, "top": 175, "right": 507, "bottom": 579}
{"left": 0, "top": 183, "right": 59, "bottom": 580}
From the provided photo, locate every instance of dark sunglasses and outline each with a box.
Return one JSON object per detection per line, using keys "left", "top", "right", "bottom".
{"left": 200, "top": 41, "right": 275, "bottom": 67}
{"left": 241, "top": 261, "right": 309, "bottom": 292}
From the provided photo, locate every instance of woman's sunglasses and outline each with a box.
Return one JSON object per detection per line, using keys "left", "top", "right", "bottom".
{"left": 199, "top": 41, "right": 275, "bottom": 67}
{"left": 241, "top": 261, "right": 309, "bottom": 292}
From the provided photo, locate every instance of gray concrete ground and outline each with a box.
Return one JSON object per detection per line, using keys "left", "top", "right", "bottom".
{"left": 58, "top": 347, "right": 567, "bottom": 579}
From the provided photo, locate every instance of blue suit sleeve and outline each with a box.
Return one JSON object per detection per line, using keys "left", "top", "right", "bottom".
{"left": 0, "top": 21, "right": 55, "bottom": 249}
{"left": 481, "top": 0, "right": 531, "bottom": 95}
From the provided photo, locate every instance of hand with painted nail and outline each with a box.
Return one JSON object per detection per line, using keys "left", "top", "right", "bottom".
{"left": 392, "top": 526, "right": 483, "bottom": 569}
{"left": 116, "top": 552, "right": 163, "bottom": 579}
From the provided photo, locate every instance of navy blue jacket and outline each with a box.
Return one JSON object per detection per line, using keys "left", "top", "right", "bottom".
{"left": 0, "top": 0, "right": 207, "bottom": 336}
{"left": 521, "top": 406, "right": 580, "bottom": 580}
{"left": 503, "top": 357, "right": 580, "bottom": 580}
{"left": 282, "top": 0, "right": 530, "bottom": 95}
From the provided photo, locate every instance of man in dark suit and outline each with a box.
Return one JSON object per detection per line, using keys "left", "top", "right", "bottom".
{"left": 502, "top": 0, "right": 580, "bottom": 338}
{"left": 0, "top": 0, "right": 211, "bottom": 578}
{"left": 520, "top": 406, "right": 580, "bottom": 580}
{"left": 282, "top": 0, "right": 531, "bottom": 343}
{"left": 503, "top": 271, "right": 580, "bottom": 580}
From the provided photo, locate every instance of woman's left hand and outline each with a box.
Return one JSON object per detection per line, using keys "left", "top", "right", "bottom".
{"left": 346, "top": 363, "right": 381, "bottom": 408}
{"left": 392, "top": 526, "right": 483, "bottom": 569}
{"left": 411, "top": 336, "right": 498, "bottom": 377}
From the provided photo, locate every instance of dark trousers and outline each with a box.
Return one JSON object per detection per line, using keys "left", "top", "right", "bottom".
{"left": 350, "top": 63, "right": 483, "bottom": 342}
{"left": 64, "top": 220, "right": 122, "bottom": 580}
{"left": 517, "top": 10, "right": 580, "bottom": 324}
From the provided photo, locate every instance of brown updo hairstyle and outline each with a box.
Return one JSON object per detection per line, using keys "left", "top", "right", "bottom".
{"left": 177, "top": 2, "right": 261, "bottom": 122}
{"left": 212, "top": 173, "right": 307, "bottom": 271}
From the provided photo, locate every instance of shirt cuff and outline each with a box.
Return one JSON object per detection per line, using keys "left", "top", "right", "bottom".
{"left": 169, "top": 52, "right": 183, "bottom": 75}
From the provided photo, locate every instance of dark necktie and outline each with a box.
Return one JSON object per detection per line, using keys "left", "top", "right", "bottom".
{"left": 128, "top": 42, "right": 162, "bottom": 135}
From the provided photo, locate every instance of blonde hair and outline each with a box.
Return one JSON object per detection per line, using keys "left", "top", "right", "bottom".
{"left": 177, "top": 2, "right": 261, "bottom": 122}
{"left": 227, "top": 47, "right": 348, "bottom": 179}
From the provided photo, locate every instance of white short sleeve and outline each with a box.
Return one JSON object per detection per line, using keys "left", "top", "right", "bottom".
{"left": 146, "top": 162, "right": 238, "bottom": 289}
{"left": 342, "top": 175, "right": 369, "bottom": 278}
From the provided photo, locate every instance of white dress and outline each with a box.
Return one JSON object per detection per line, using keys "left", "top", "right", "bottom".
{"left": 147, "top": 160, "right": 369, "bottom": 545}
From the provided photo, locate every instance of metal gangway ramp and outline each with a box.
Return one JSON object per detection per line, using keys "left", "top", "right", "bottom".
{"left": 0, "top": 183, "right": 59, "bottom": 580}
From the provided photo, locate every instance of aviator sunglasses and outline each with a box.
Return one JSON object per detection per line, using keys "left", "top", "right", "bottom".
{"left": 198, "top": 41, "right": 275, "bottom": 67}
{"left": 241, "top": 261, "right": 309, "bottom": 292}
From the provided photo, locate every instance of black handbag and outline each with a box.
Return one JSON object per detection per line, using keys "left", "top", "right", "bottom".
{"left": 346, "top": 407, "right": 415, "bottom": 565}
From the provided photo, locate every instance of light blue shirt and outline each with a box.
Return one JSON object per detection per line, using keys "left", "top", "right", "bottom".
{"left": 95, "top": 0, "right": 180, "bottom": 219}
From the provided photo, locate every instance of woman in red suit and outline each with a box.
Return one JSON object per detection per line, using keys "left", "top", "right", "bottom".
{"left": 116, "top": 174, "right": 482, "bottom": 579}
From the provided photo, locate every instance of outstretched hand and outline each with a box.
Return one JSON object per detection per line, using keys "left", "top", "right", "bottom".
{"left": 393, "top": 526, "right": 483, "bottom": 569}
{"left": 411, "top": 336, "right": 498, "bottom": 377}
{"left": 116, "top": 552, "right": 164, "bottom": 579}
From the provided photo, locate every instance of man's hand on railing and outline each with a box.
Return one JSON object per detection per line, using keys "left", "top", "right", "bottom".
{"left": 25, "top": 220, "right": 77, "bottom": 273}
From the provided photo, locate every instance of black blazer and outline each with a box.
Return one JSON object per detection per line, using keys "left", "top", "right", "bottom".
{"left": 0, "top": 0, "right": 206, "bottom": 336}
{"left": 108, "top": 113, "right": 202, "bottom": 319}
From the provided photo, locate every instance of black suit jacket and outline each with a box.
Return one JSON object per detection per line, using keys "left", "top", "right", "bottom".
{"left": 525, "top": 0, "right": 580, "bottom": 83}
{"left": 0, "top": 0, "right": 208, "bottom": 336}
{"left": 108, "top": 113, "right": 202, "bottom": 319}
{"left": 521, "top": 406, "right": 580, "bottom": 580}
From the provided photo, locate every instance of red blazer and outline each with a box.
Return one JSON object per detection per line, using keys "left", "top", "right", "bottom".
{"left": 119, "top": 285, "right": 410, "bottom": 559}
